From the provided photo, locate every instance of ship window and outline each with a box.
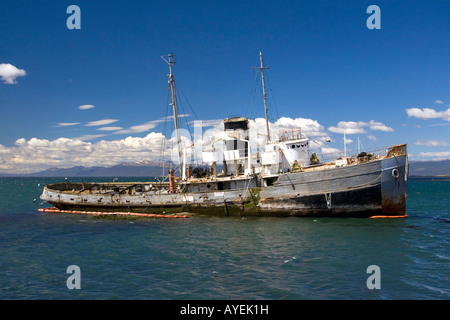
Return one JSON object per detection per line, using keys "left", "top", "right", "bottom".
{"left": 291, "top": 145, "right": 295, "bottom": 149}
{"left": 218, "top": 182, "right": 224, "bottom": 190}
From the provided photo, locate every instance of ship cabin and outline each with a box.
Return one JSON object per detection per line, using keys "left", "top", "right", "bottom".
{"left": 222, "top": 117, "right": 251, "bottom": 176}
{"left": 181, "top": 118, "right": 313, "bottom": 192}
{"left": 181, "top": 117, "right": 259, "bottom": 193}
{"left": 261, "top": 128, "right": 310, "bottom": 178}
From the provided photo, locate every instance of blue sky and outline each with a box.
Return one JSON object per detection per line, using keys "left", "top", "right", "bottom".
{"left": 1, "top": 0, "right": 449, "bottom": 173}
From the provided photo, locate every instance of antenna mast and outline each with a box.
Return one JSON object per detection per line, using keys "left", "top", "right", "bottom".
{"left": 162, "top": 53, "right": 182, "bottom": 171}
{"left": 252, "top": 52, "right": 270, "bottom": 143}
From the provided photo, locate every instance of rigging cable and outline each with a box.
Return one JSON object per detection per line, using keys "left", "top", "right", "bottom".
{"left": 264, "top": 69, "right": 280, "bottom": 122}
{"left": 158, "top": 87, "right": 171, "bottom": 182}
{"left": 246, "top": 70, "right": 260, "bottom": 119}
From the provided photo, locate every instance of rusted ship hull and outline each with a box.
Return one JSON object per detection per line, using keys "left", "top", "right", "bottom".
{"left": 40, "top": 153, "right": 408, "bottom": 217}
{"left": 39, "top": 54, "right": 408, "bottom": 218}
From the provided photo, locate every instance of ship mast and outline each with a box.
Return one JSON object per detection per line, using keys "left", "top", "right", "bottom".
{"left": 252, "top": 52, "right": 271, "bottom": 143}
{"left": 162, "top": 53, "right": 182, "bottom": 171}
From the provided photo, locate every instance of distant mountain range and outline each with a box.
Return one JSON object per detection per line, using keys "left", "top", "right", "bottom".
{"left": 0, "top": 159, "right": 449, "bottom": 177}
{"left": 408, "top": 159, "right": 450, "bottom": 177}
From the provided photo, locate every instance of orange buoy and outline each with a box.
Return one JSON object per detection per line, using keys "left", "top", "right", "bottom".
{"left": 38, "top": 207, "right": 190, "bottom": 218}
{"left": 370, "top": 215, "right": 408, "bottom": 219}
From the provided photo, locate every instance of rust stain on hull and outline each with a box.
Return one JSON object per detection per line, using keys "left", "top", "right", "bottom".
{"left": 381, "top": 193, "right": 407, "bottom": 215}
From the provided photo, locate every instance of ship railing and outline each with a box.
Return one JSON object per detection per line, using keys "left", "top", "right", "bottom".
{"left": 189, "top": 142, "right": 406, "bottom": 171}
{"left": 277, "top": 128, "right": 303, "bottom": 141}
{"left": 316, "top": 144, "right": 407, "bottom": 165}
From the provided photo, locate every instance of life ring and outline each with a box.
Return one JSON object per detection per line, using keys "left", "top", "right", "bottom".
{"left": 392, "top": 168, "right": 399, "bottom": 178}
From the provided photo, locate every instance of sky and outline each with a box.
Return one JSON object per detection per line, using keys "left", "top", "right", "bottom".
{"left": 0, "top": 0, "right": 449, "bottom": 174}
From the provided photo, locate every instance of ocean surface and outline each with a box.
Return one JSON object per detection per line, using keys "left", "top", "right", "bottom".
{"left": 0, "top": 177, "right": 448, "bottom": 300}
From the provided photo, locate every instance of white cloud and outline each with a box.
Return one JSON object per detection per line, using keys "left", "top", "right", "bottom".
{"left": 321, "top": 147, "right": 341, "bottom": 154}
{"left": 73, "top": 134, "right": 107, "bottom": 141}
{"left": 328, "top": 121, "right": 367, "bottom": 134}
{"left": 0, "top": 63, "right": 26, "bottom": 84}
{"left": 429, "top": 123, "right": 450, "bottom": 127}
{"left": 165, "top": 113, "right": 191, "bottom": 120}
{"left": 114, "top": 115, "right": 192, "bottom": 135}
{"left": 434, "top": 100, "right": 444, "bottom": 104}
{"left": 418, "top": 151, "right": 450, "bottom": 158}
{"left": 85, "top": 119, "right": 119, "bottom": 126}
{"left": 367, "top": 120, "right": 394, "bottom": 132}
{"left": 79, "top": 105, "right": 95, "bottom": 110}
{"left": 271, "top": 117, "right": 328, "bottom": 137}
{"left": 56, "top": 122, "right": 81, "bottom": 127}
{"left": 406, "top": 107, "right": 450, "bottom": 121}
{"left": 367, "top": 135, "right": 377, "bottom": 141}
{"left": 114, "top": 121, "right": 160, "bottom": 134}
{"left": 97, "top": 126, "right": 123, "bottom": 131}
{"left": 414, "top": 139, "right": 449, "bottom": 147}
{"left": 328, "top": 120, "right": 393, "bottom": 134}
{"left": 344, "top": 138, "right": 353, "bottom": 144}
{"left": 1, "top": 133, "right": 169, "bottom": 174}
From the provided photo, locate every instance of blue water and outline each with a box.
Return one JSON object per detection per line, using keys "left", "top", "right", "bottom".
{"left": 0, "top": 177, "right": 449, "bottom": 300}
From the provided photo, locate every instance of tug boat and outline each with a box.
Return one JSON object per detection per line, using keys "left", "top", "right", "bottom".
{"left": 40, "top": 53, "right": 408, "bottom": 217}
